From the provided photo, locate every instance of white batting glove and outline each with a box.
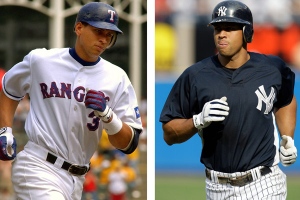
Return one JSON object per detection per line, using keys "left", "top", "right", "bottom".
{"left": 193, "top": 97, "right": 229, "bottom": 130}
{"left": 280, "top": 135, "right": 297, "bottom": 167}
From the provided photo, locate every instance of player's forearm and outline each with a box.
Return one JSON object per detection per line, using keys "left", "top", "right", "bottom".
{"left": 0, "top": 90, "right": 19, "bottom": 127}
{"left": 275, "top": 96, "right": 297, "bottom": 138}
{"left": 107, "top": 122, "right": 133, "bottom": 149}
{"left": 163, "top": 118, "right": 197, "bottom": 145}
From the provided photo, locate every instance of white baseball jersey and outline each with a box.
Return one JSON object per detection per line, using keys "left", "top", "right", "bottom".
{"left": 2, "top": 48, "right": 143, "bottom": 165}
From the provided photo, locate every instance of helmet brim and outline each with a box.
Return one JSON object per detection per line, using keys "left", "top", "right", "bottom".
{"left": 209, "top": 16, "right": 251, "bottom": 26}
{"left": 86, "top": 21, "right": 123, "bottom": 34}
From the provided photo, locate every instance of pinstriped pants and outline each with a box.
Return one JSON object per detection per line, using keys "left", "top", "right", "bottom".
{"left": 206, "top": 165, "right": 286, "bottom": 200}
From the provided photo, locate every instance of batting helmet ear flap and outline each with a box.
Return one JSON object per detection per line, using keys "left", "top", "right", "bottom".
{"left": 243, "top": 24, "right": 254, "bottom": 43}
{"left": 106, "top": 32, "right": 118, "bottom": 49}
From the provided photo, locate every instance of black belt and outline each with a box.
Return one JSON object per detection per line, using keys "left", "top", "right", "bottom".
{"left": 205, "top": 166, "right": 272, "bottom": 187}
{"left": 46, "top": 153, "right": 89, "bottom": 176}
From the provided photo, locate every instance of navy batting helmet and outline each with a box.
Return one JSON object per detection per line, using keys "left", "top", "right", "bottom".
{"left": 209, "top": 1, "right": 253, "bottom": 43}
{"left": 75, "top": 2, "right": 123, "bottom": 48}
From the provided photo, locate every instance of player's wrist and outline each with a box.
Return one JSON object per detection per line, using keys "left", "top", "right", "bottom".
{"left": 0, "top": 127, "right": 13, "bottom": 135}
{"left": 103, "top": 112, "right": 123, "bottom": 135}
{"left": 281, "top": 135, "right": 294, "bottom": 141}
{"left": 193, "top": 114, "right": 202, "bottom": 129}
{"left": 193, "top": 112, "right": 210, "bottom": 129}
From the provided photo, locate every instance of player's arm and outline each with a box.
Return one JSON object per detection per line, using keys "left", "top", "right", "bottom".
{"left": 0, "top": 90, "right": 19, "bottom": 160}
{"left": 106, "top": 122, "right": 140, "bottom": 154}
{"left": 275, "top": 95, "right": 296, "bottom": 138}
{"left": 0, "top": 90, "right": 19, "bottom": 127}
{"left": 163, "top": 118, "right": 197, "bottom": 145}
{"left": 163, "top": 96, "right": 230, "bottom": 145}
{"left": 275, "top": 95, "right": 297, "bottom": 166}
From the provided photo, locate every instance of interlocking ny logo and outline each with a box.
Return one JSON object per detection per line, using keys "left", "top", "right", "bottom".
{"left": 255, "top": 85, "right": 275, "bottom": 114}
{"left": 218, "top": 6, "right": 227, "bottom": 16}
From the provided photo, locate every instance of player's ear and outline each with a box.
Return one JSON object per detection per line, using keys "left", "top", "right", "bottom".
{"left": 74, "top": 22, "right": 83, "bottom": 36}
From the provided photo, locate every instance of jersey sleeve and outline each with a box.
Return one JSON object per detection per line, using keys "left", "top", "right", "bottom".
{"left": 269, "top": 56, "right": 295, "bottom": 108}
{"left": 112, "top": 72, "right": 143, "bottom": 132}
{"left": 159, "top": 67, "right": 197, "bottom": 123}
{"left": 2, "top": 51, "right": 33, "bottom": 101}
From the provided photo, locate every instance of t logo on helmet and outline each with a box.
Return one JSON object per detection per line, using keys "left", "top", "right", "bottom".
{"left": 217, "top": 6, "right": 227, "bottom": 16}
{"left": 108, "top": 10, "right": 116, "bottom": 22}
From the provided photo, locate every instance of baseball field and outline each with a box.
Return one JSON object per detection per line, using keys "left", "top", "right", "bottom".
{"left": 155, "top": 173, "right": 300, "bottom": 200}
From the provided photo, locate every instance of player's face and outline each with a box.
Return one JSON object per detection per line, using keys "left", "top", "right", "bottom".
{"left": 213, "top": 23, "right": 244, "bottom": 57}
{"left": 75, "top": 22, "right": 115, "bottom": 62}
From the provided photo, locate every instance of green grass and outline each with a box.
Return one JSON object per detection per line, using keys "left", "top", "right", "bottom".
{"left": 155, "top": 174, "right": 206, "bottom": 200}
{"left": 155, "top": 174, "right": 300, "bottom": 200}
{"left": 286, "top": 176, "right": 300, "bottom": 200}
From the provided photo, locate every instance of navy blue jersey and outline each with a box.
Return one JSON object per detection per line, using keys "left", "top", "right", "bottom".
{"left": 160, "top": 52, "right": 295, "bottom": 173}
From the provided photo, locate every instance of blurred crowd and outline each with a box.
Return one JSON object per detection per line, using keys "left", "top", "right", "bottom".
{"left": 83, "top": 131, "right": 143, "bottom": 200}
{"left": 0, "top": 68, "right": 147, "bottom": 200}
{"left": 156, "top": 0, "right": 300, "bottom": 73}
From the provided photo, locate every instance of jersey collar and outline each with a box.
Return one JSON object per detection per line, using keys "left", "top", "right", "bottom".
{"left": 69, "top": 48, "right": 101, "bottom": 66}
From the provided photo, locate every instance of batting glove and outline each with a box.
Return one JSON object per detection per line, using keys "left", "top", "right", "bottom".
{"left": 280, "top": 135, "right": 297, "bottom": 167}
{"left": 0, "top": 127, "right": 17, "bottom": 161}
{"left": 193, "top": 97, "right": 229, "bottom": 130}
{"left": 84, "top": 90, "right": 112, "bottom": 122}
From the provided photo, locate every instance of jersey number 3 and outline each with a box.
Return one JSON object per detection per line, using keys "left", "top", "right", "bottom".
{"left": 87, "top": 111, "right": 100, "bottom": 131}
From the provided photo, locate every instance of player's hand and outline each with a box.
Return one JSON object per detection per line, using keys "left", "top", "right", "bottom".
{"left": 193, "top": 97, "right": 229, "bottom": 129}
{"left": 0, "top": 127, "right": 17, "bottom": 161}
{"left": 280, "top": 135, "right": 297, "bottom": 167}
{"left": 84, "top": 90, "right": 112, "bottom": 122}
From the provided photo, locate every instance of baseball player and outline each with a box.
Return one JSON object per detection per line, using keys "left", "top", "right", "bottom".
{"left": 0, "top": 2, "right": 142, "bottom": 200}
{"left": 160, "top": 1, "right": 297, "bottom": 199}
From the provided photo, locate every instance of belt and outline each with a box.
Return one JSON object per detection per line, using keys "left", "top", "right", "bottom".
{"left": 46, "top": 153, "right": 90, "bottom": 176}
{"left": 205, "top": 166, "right": 272, "bottom": 187}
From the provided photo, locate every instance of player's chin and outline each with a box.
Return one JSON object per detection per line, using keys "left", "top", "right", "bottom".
{"left": 217, "top": 50, "right": 234, "bottom": 58}
{"left": 93, "top": 46, "right": 105, "bottom": 55}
